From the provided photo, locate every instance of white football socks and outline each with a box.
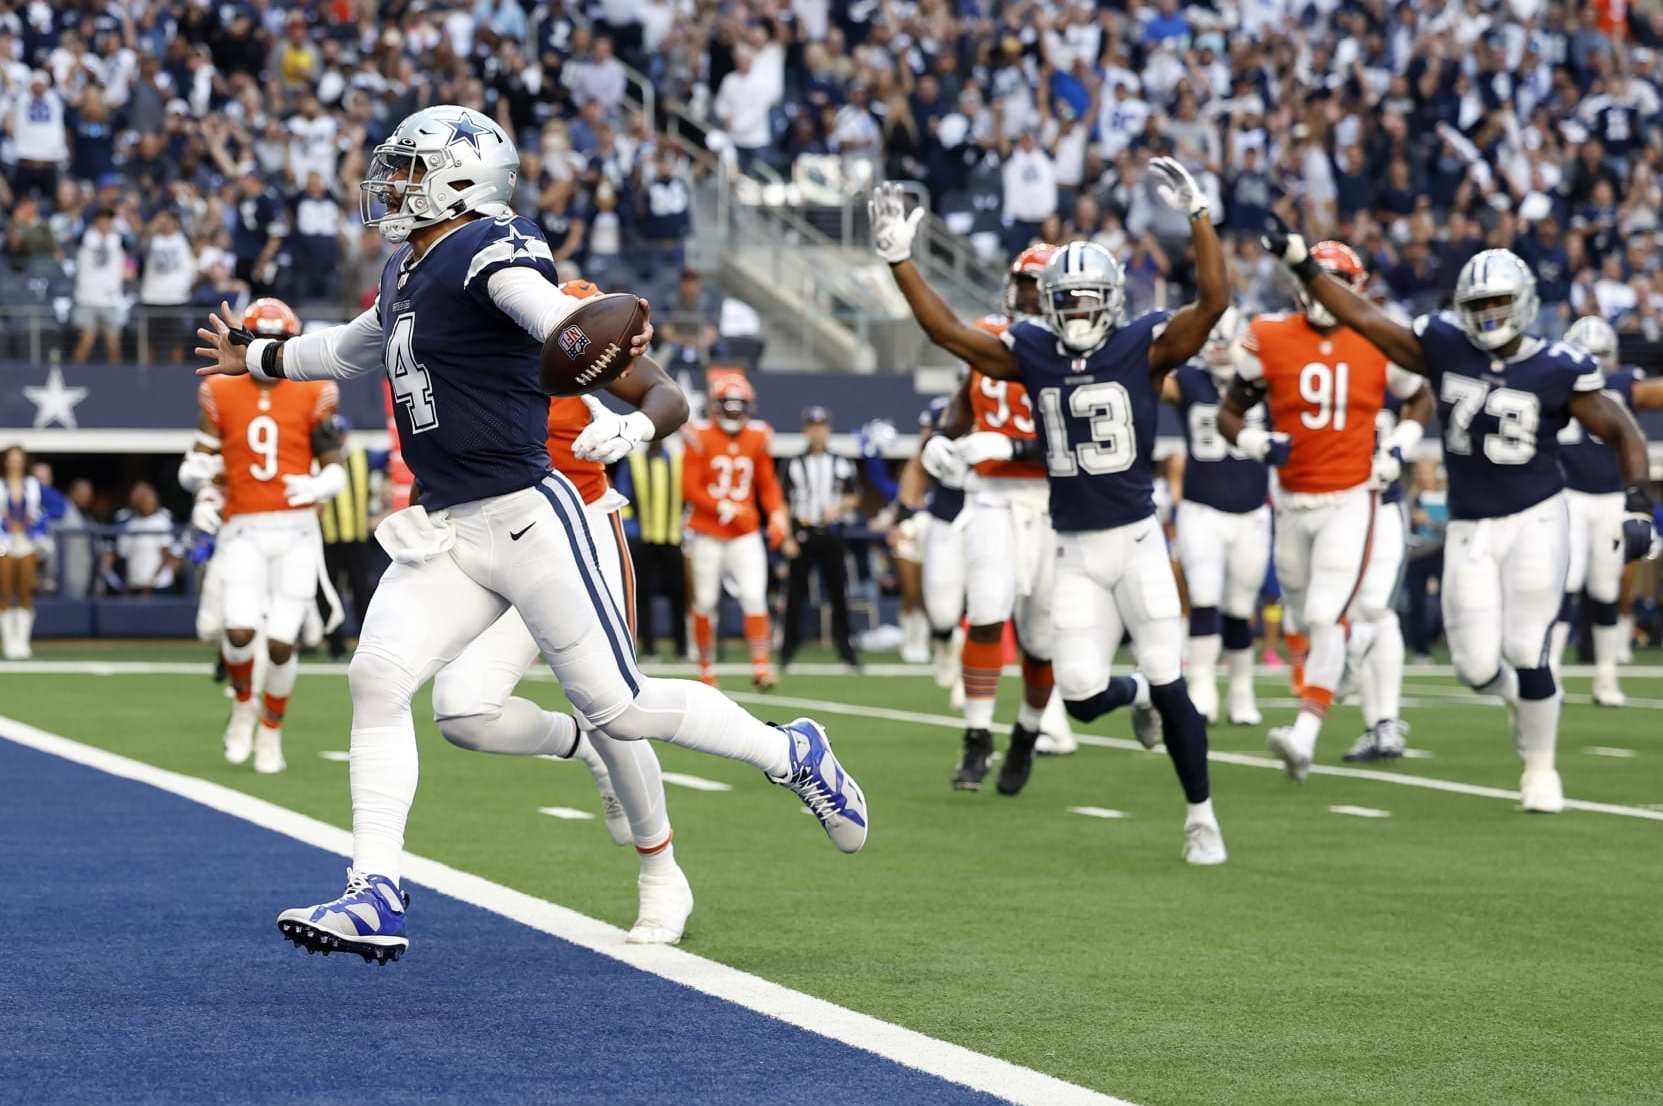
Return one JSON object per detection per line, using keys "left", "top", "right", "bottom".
{"left": 613, "top": 677, "right": 791, "bottom": 777}
{"left": 583, "top": 723, "right": 673, "bottom": 852}
{"left": 349, "top": 722, "right": 418, "bottom": 885}
{"left": 263, "top": 652, "right": 299, "bottom": 700}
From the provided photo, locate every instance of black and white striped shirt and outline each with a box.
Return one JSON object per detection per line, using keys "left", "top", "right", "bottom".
{"left": 785, "top": 451, "right": 859, "bottom": 527}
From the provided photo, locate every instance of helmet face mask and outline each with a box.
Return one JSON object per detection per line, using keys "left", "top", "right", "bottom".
{"left": 1300, "top": 241, "right": 1365, "bottom": 330}
{"left": 360, "top": 106, "right": 518, "bottom": 243}
{"left": 711, "top": 375, "right": 755, "bottom": 433}
{"left": 1563, "top": 315, "right": 1618, "bottom": 372}
{"left": 1454, "top": 249, "right": 1538, "bottom": 351}
{"left": 1040, "top": 243, "right": 1125, "bottom": 353}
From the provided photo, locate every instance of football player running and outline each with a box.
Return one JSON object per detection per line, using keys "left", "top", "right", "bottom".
{"left": 1218, "top": 241, "right": 1432, "bottom": 777}
{"left": 682, "top": 373, "right": 788, "bottom": 689}
{"left": 895, "top": 400, "right": 968, "bottom": 696}
{"left": 1263, "top": 229, "right": 1657, "bottom": 812}
{"left": 871, "top": 157, "right": 1229, "bottom": 864}
{"left": 921, "top": 244, "right": 1076, "bottom": 794}
{"left": 181, "top": 297, "right": 342, "bottom": 775}
{"left": 1161, "top": 306, "right": 1270, "bottom": 727}
{"left": 427, "top": 276, "right": 695, "bottom": 944}
{"left": 196, "top": 106, "right": 868, "bottom": 964}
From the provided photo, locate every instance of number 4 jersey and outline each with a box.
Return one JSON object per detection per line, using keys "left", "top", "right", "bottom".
{"left": 1002, "top": 310, "right": 1170, "bottom": 533}
{"left": 199, "top": 377, "right": 338, "bottom": 519}
{"left": 1414, "top": 313, "right": 1605, "bottom": 520}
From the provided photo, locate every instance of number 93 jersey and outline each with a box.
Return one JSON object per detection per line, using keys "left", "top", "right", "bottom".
{"left": 966, "top": 315, "right": 1046, "bottom": 482}
{"left": 199, "top": 376, "right": 338, "bottom": 519}
{"left": 1414, "top": 313, "right": 1605, "bottom": 520}
{"left": 1002, "top": 310, "right": 1170, "bottom": 533}
{"left": 377, "top": 213, "right": 559, "bottom": 510}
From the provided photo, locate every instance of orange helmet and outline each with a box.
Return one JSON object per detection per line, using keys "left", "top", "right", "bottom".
{"left": 1005, "top": 243, "right": 1059, "bottom": 317}
{"left": 710, "top": 371, "right": 755, "bottom": 430}
{"left": 244, "top": 297, "right": 301, "bottom": 338}
{"left": 1303, "top": 241, "right": 1366, "bottom": 328}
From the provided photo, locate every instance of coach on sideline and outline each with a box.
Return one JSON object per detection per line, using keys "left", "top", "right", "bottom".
{"left": 779, "top": 406, "right": 861, "bottom": 670}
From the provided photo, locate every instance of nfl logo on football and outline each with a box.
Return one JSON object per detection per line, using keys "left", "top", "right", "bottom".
{"left": 559, "top": 325, "right": 590, "bottom": 358}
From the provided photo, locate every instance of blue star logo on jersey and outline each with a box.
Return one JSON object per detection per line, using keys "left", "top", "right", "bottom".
{"left": 505, "top": 224, "right": 534, "bottom": 256}
{"left": 444, "top": 113, "right": 491, "bottom": 153}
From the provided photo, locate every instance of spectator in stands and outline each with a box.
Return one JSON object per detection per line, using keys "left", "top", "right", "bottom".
{"left": 230, "top": 171, "right": 287, "bottom": 296}
{"left": 568, "top": 34, "right": 627, "bottom": 111}
{"left": 56, "top": 478, "right": 96, "bottom": 600}
{"left": 105, "top": 482, "right": 179, "bottom": 596}
{"left": 138, "top": 208, "right": 195, "bottom": 363}
{"left": 5, "top": 70, "right": 68, "bottom": 200}
{"left": 71, "top": 207, "right": 127, "bottom": 364}
{"left": 1001, "top": 124, "right": 1059, "bottom": 256}
{"left": 714, "top": 45, "right": 776, "bottom": 173}
{"left": 659, "top": 269, "right": 720, "bottom": 370}
{"left": 637, "top": 144, "right": 692, "bottom": 276}
{"left": 5, "top": 196, "right": 59, "bottom": 272}
{"left": 289, "top": 171, "right": 343, "bottom": 304}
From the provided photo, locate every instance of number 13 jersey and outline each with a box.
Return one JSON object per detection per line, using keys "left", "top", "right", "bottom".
{"left": 1238, "top": 313, "right": 1422, "bottom": 496}
{"left": 1002, "top": 310, "right": 1170, "bottom": 533}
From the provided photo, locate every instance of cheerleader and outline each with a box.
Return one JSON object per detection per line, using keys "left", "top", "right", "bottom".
{"left": 1, "top": 446, "right": 47, "bottom": 660}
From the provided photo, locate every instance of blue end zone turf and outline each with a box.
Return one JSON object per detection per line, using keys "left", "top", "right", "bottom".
{"left": 0, "top": 738, "right": 1005, "bottom": 1106}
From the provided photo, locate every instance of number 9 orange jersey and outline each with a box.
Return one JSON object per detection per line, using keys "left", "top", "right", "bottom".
{"left": 200, "top": 377, "right": 339, "bottom": 518}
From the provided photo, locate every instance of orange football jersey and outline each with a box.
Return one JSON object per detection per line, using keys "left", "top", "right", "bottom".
{"left": 546, "top": 279, "right": 609, "bottom": 504}
{"left": 966, "top": 316, "right": 1044, "bottom": 479}
{"left": 682, "top": 419, "right": 783, "bottom": 539}
{"left": 1243, "top": 314, "right": 1390, "bottom": 494}
{"left": 201, "top": 376, "right": 338, "bottom": 518}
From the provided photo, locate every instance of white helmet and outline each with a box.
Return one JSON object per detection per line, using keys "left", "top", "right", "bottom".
{"left": 1453, "top": 249, "right": 1538, "bottom": 351}
{"left": 360, "top": 105, "right": 518, "bottom": 243}
{"left": 1563, "top": 315, "right": 1618, "bottom": 372}
{"left": 1201, "top": 305, "right": 1241, "bottom": 380}
{"left": 1040, "top": 241, "right": 1126, "bottom": 352}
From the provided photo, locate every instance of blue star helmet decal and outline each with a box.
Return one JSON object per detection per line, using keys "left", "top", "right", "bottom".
{"left": 444, "top": 113, "right": 491, "bottom": 153}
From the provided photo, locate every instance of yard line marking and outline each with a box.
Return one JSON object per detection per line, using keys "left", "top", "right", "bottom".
{"left": 537, "top": 805, "right": 596, "bottom": 821}
{"left": 1586, "top": 747, "right": 1637, "bottom": 759}
{"left": 318, "top": 750, "right": 350, "bottom": 762}
{"left": 726, "top": 692, "right": 1663, "bottom": 823}
{"left": 1400, "top": 749, "right": 1434, "bottom": 759}
{"left": 660, "top": 771, "right": 734, "bottom": 792}
{"left": 1329, "top": 805, "right": 1391, "bottom": 819}
{"left": 1068, "top": 807, "right": 1128, "bottom": 820}
{"left": 0, "top": 714, "right": 1134, "bottom": 1106}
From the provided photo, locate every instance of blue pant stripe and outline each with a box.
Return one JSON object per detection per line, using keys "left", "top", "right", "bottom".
{"left": 543, "top": 473, "right": 640, "bottom": 663}
{"left": 535, "top": 476, "right": 640, "bottom": 696}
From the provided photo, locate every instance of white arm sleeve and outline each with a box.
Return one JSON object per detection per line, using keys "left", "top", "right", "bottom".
{"left": 1385, "top": 363, "right": 1425, "bottom": 399}
{"left": 279, "top": 308, "right": 386, "bottom": 381}
{"left": 487, "top": 267, "right": 585, "bottom": 343}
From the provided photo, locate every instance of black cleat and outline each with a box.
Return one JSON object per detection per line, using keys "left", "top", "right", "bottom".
{"left": 996, "top": 724, "right": 1040, "bottom": 795}
{"left": 951, "top": 728, "right": 994, "bottom": 790}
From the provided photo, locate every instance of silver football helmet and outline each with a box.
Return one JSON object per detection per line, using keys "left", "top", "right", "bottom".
{"left": 360, "top": 105, "right": 518, "bottom": 243}
{"left": 1453, "top": 249, "right": 1538, "bottom": 351}
{"left": 1040, "top": 241, "right": 1126, "bottom": 352}
{"left": 1201, "top": 304, "right": 1241, "bottom": 380}
{"left": 1563, "top": 315, "right": 1619, "bottom": 372}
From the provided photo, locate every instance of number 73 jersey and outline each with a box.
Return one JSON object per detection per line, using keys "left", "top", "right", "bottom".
{"left": 199, "top": 376, "right": 338, "bottom": 519}
{"left": 1238, "top": 313, "right": 1424, "bottom": 495}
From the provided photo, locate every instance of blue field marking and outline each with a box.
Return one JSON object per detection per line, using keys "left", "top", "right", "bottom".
{"left": 0, "top": 739, "right": 1007, "bottom": 1106}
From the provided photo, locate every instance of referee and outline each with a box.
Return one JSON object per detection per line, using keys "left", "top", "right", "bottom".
{"left": 317, "top": 421, "right": 377, "bottom": 659}
{"left": 780, "top": 406, "right": 861, "bottom": 669}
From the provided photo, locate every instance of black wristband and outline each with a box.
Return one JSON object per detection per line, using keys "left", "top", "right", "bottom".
{"left": 1009, "top": 437, "right": 1044, "bottom": 464}
{"left": 1624, "top": 483, "right": 1654, "bottom": 516}
{"left": 1290, "top": 256, "right": 1323, "bottom": 283}
{"left": 259, "top": 340, "right": 285, "bottom": 378}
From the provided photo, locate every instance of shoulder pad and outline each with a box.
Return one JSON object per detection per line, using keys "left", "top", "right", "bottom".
{"left": 462, "top": 216, "right": 555, "bottom": 290}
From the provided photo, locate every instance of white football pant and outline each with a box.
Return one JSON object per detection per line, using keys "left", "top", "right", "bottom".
{"left": 219, "top": 511, "right": 321, "bottom": 644}
{"left": 1559, "top": 489, "right": 1627, "bottom": 692}
{"left": 1273, "top": 486, "right": 1375, "bottom": 703}
{"left": 1176, "top": 500, "right": 1269, "bottom": 719}
{"left": 1349, "top": 498, "right": 1407, "bottom": 727}
{"left": 962, "top": 479, "right": 1054, "bottom": 655}
{"left": 685, "top": 530, "right": 768, "bottom": 617}
{"left": 1052, "top": 516, "right": 1184, "bottom": 701}
{"left": 919, "top": 512, "right": 966, "bottom": 635}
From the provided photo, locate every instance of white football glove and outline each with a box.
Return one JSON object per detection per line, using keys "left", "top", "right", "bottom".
{"left": 190, "top": 488, "right": 224, "bottom": 535}
{"left": 870, "top": 181, "right": 925, "bottom": 264}
{"left": 921, "top": 435, "right": 969, "bottom": 484}
{"left": 282, "top": 463, "right": 347, "bottom": 507}
{"left": 177, "top": 450, "right": 223, "bottom": 494}
{"left": 716, "top": 499, "right": 742, "bottom": 527}
{"left": 1148, "top": 156, "right": 1208, "bottom": 219}
{"left": 573, "top": 396, "right": 655, "bottom": 463}
{"left": 1370, "top": 447, "right": 1404, "bottom": 490}
{"left": 953, "top": 431, "right": 1016, "bottom": 467}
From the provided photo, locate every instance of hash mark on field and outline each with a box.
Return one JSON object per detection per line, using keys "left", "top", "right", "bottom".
{"left": 537, "top": 806, "right": 596, "bottom": 821}
{"left": 660, "top": 771, "right": 733, "bottom": 792}
{"left": 1068, "top": 807, "right": 1127, "bottom": 820}
{"left": 1399, "top": 748, "right": 1434, "bottom": 759}
{"left": 1329, "top": 805, "right": 1391, "bottom": 819}
{"left": 318, "top": 750, "right": 349, "bottom": 762}
{"left": 1586, "top": 747, "right": 1637, "bottom": 758}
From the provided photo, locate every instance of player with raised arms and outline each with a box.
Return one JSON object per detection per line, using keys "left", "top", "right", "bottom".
{"left": 1261, "top": 227, "right": 1658, "bottom": 812}
{"left": 869, "top": 157, "right": 1229, "bottom": 864}
{"left": 195, "top": 106, "right": 868, "bottom": 963}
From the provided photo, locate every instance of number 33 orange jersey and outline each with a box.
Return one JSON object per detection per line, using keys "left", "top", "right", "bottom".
{"left": 681, "top": 419, "right": 784, "bottom": 540}
{"left": 200, "top": 377, "right": 338, "bottom": 518}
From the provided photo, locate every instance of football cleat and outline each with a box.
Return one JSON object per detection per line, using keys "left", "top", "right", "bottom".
{"left": 1374, "top": 718, "right": 1408, "bottom": 758}
{"left": 1036, "top": 692, "right": 1076, "bottom": 755}
{"left": 253, "top": 725, "right": 286, "bottom": 774}
{"left": 1520, "top": 763, "right": 1564, "bottom": 814}
{"left": 996, "top": 725, "right": 1039, "bottom": 796}
{"left": 1035, "top": 730, "right": 1078, "bottom": 756}
{"left": 771, "top": 718, "right": 868, "bottom": 853}
{"left": 1267, "top": 726, "right": 1313, "bottom": 782}
{"left": 626, "top": 864, "right": 694, "bottom": 945}
{"left": 1226, "top": 687, "right": 1262, "bottom": 726}
{"left": 951, "top": 728, "right": 994, "bottom": 789}
{"left": 1591, "top": 675, "right": 1626, "bottom": 708}
{"left": 223, "top": 698, "right": 258, "bottom": 765}
{"left": 277, "top": 868, "right": 409, "bottom": 963}
{"left": 753, "top": 667, "right": 777, "bottom": 691}
{"left": 1182, "top": 817, "right": 1228, "bottom": 865}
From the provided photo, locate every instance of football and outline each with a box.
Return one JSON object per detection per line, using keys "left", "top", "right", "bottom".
{"left": 539, "top": 292, "right": 647, "bottom": 397}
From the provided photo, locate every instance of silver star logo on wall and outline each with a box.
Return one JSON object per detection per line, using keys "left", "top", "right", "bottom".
{"left": 23, "top": 366, "right": 89, "bottom": 429}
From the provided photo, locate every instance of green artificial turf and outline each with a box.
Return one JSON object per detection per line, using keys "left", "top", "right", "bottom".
{"left": 2, "top": 647, "right": 1660, "bottom": 1106}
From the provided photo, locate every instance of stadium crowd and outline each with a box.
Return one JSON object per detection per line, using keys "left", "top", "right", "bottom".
{"left": 2, "top": 0, "right": 1661, "bottom": 353}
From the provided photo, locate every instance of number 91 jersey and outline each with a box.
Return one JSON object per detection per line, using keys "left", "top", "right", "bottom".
{"left": 1002, "top": 310, "right": 1170, "bottom": 533}
{"left": 199, "top": 376, "right": 338, "bottom": 519}
{"left": 1414, "top": 313, "right": 1605, "bottom": 520}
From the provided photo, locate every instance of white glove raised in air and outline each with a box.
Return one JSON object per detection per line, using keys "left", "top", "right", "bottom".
{"left": 952, "top": 431, "right": 1016, "bottom": 468}
{"left": 573, "top": 395, "right": 655, "bottom": 463}
{"left": 1148, "top": 156, "right": 1208, "bottom": 219}
{"left": 177, "top": 450, "right": 223, "bottom": 494}
{"left": 869, "top": 181, "right": 926, "bottom": 264}
{"left": 282, "top": 463, "right": 347, "bottom": 507}
{"left": 921, "top": 435, "right": 969, "bottom": 484}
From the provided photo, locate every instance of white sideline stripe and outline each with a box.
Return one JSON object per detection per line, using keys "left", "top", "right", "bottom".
{"left": 537, "top": 805, "right": 596, "bottom": 821}
{"left": 659, "top": 771, "right": 734, "bottom": 792}
{"left": 1586, "top": 747, "right": 1637, "bottom": 759}
{"left": 726, "top": 692, "right": 1663, "bottom": 824}
{"left": 0, "top": 715, "right": 1131, "bottom": 1106}
{"left": 1328, "top": 805, "right": 1391, "bottom": 819}
{"left": 1068, "top": 807, "right": 1127, "bottom": 820}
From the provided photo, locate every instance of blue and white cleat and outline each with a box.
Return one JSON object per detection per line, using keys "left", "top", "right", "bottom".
{"left": 276, "top": 868, "right": 409, "bottom": 964}
{"left": 771, "top": 718, "right": 868, "bottom": 853}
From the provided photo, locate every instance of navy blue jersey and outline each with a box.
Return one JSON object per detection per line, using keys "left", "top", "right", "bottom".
{"left": 1557, "top": 369, "right": 1639, "bottom": 494}
{"left": 1173, "top": 364, "right": 1269, "bottom": 514}
{"left": 1375, "top": 392, "right": 1407, "bottom": 506}
{"left": 1414, "top": 314, "right": 1605, "bottom": 520}
{"left": 377, "top": 214, "right": 558, "bottom": 510}
{"left": 1005, "top": 311, "right": 1171, "bottom": 532}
